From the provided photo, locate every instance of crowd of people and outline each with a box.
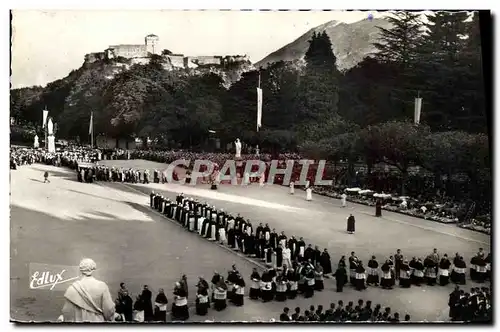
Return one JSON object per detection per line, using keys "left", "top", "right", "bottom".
{"left": 11, "top": 146, "right": 492, "bottom": 323}
{"left": 121, "top": 149, "right": 489, "bottom": 234}
{"left": 10, "top": 146, "right": 99, "bottom": 171}
{"left": 448, "top": 286, "right": 492, "bottom": 322}
{"left": 148, "top": 192, "right": 491, "bottom": 322}
{"left": 11, "top": 146, "right": 490, "bottom": 235}
{"left": 279, "top": 301, "right": 411, "bottom": 322}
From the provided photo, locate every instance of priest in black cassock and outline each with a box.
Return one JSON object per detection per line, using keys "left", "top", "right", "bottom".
{"left": 347, "top": 214, "right": 355, "bottom": 234}
{"left": 304, "top": 244, "right": 314, "bottom": 263}
{"left": 270, "top": 229, "right": 278, "bottom": 250}
{"left": 375, "top": 199, "right": 382, "bottom": 217}
{"left": 236, "top": 220, "right": 246, "bottom": 252}
{"left": 256, "top": 223, "right": 264, "bottom": 241}
{"left": 150, "top": 191, "right": 155, "bottom": 208}
{"left": 245, "top": 222, "right": 254, "bottom": 255}
{"left": 206, "top": 212, "right": 217, "bottom": 241}
{"left": 263, "top": 223, "right": 271, "bottom": 243}
{"left": 288, "top": 236, "right": 298, "bottom": 261}
{"left": 320, "top": 249, "right": 332, "bottom": 276}
{"left": 296, "top": 237, "right": 306, "bottom": 262}
{"left": 276, "top": 244, "right": 283, "bottom": 269}
{"left": 249, "top": 268, "right": 261, "bottom": 300}
{"left": 333, "top": 265, "right": 347, "bottom": 292}
{"left": 367, "top": 256, "right": 380, "bottom": 286}
{"left": 313, "top": 246, "right": 321, "bottom": 267}
{"left": 257, "top": 233, "right": 266, "bottom": 259}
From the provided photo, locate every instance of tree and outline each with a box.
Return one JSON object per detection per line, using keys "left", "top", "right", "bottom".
{"left": 258, "top": 129, "right": 296, "bottom": 153}
{"left": 365, "top": 121, "right": 430, "bottom": 195}
{"left": 221, "top": 70, "right": 260, "bottom": 141}
{"left": 296, "top": 31, "right": 341, "bottom": 140}
{"left": 419, "top": 131, "right": 468, "bottom": 175}
{"left": 373, "top": 11, "right": 424, "bottom": 68}
{"left": 340, "top": 58, "right": 401, "bottom": 125}
{"left": 258, "top": 61, "right": 300, "bottom": 131}
{"left": 418, "top": 11, "right": 485, "bottom": 132}
{"left": 372, "top": 11, "right": 425, "bottom": 121}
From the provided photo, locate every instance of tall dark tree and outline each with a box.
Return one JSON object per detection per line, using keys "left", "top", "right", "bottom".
{"left": 296, "top": 31, "right": 341, "bottom": 142}
{"left": 339, "top": 58, "right": 400, "bottom": 125}
{"left": 418, "top": 11, "right": 475, "bottom": 131}
{"left": 458, "top": 11, "right": 487, "bottom": 133}
{"left": 372, "top": 11, "right": 425, "bottom": 121}
{"left": 373, "top": 11, "right": 424, "bottom": 68}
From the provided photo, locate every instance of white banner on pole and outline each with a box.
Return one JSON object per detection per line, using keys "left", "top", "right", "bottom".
{"left": 257, "top": 88, "right": 262, "bottom": 131}
{"left": 42, "top": 109, "right": 48, "bottom": 128}
{"left": 414, "top": 97, "right": 422, "bottom": 124}
{"left": 89, "top": 112, "right": 93, "bottom": 135}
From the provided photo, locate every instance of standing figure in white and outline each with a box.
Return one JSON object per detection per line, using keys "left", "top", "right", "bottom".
{"left": 306, "top": 187, "right": 312, "bottom": 201}
{"left": 259, "top": 172, "right": 265, "bottom": 187}
{"left": 341, "top": 193, "right": 347, "bottom": 208}
{"left": 289, "top": 181, "right": 295, "bottom": 195}
{"left": 234, "top": 139, "right": 242, "bottom": 159}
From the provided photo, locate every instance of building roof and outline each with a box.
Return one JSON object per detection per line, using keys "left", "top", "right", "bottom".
{"left": 145, "top": 34, "right": 158, "bottom": 38}
{"left": 109, "top": 44, "right": 145, "bottom": 49}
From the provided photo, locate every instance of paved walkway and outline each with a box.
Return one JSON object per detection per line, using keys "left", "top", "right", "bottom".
{"left": 10, "top": 163, "right": 491, "bottom": 322}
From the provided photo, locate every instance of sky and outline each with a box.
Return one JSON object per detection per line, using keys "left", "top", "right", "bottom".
{"left": 11, "top": 10, "right": 389, "bottom": 89}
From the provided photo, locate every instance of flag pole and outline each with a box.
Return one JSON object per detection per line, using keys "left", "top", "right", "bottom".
{"left": 257, "top": 72, "right": 261, "bottom": 132}
{"left": 44, "top": 106, "right": 48, "bottom": 151}
{"left": 90, "top": 111, "right": 94, "bottom": 148}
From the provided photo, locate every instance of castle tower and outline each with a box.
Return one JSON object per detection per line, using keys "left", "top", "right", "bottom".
{"left": 145, "top": 34, "right": 159, "bottom": 55}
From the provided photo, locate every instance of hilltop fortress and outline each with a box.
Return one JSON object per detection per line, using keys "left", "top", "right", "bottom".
{"left": 84, "top": 34, "right": 249, "bottom": 69}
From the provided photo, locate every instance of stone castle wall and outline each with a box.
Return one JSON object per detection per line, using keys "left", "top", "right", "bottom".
{"left": 85, "top": 35, "right": 250, "bottom": 69}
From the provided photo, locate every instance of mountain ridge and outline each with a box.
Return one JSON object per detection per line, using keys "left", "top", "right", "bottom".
{"left": 255, "top": 18, "right": 392, "bottom": 71}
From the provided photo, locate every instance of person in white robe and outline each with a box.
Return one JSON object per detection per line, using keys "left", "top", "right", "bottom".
{"left": 282, "top": 246, "right": 292, "bottom": 269}
{"left": 400, "top": 199, "right": 408, "bottom": 209}
{"left": 259, "top": 173, "right": 265, "bottom": 187}
{"left": 341, "top": 193, "right": 347, "bottom": 207}
{"left": 219, "top": 227, "right": 227, "bottom": 245}
{"left": 306, "top": 187, "right": 312, "bottom": 201}
{"left": 289, "top": 182, "right": 295, "bottom": 195}
{"left": 197, "top": 216, "right": 205, "bottom": 236}
{"left": 60, "top": 258, "right": 116, "bottom": 322}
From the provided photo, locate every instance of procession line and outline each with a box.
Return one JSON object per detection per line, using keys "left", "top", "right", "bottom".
{"left": 114, "top": 180, "right": 489, "bottom": 246}
{"left": 115, "top": 182, "right": 268, "bottom": 271}
{"left": 358, "top": 212, "right": 489, "bottom": 246}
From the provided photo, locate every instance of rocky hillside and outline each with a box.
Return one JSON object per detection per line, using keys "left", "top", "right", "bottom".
{"left": 255, "top": 18, "right": 392, "bottom": 71}
{"left": 10, "top": 53, "right": 254, "bottom": 139}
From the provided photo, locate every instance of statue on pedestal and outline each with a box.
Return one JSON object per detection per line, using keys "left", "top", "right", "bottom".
{"left": 234, "top": 138, "right": 242, "bottom": 159}
{"left": 34, "top": 135, "right": 39, "bottom": 149}
{"left": 47, "top": 118, "right": 56, "bottom": 153}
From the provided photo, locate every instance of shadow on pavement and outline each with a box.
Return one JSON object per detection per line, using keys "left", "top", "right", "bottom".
{"left": 10, "top": 204, "right": 280, "bottom": 323}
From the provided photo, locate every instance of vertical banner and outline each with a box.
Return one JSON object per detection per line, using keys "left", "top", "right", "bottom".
{"left": 42, "top": 109, "right": 48, "bottom": 128}
{"left": 256, "top": 88, "right": 262, "bottom": 131}
{"left": 414, "top": 98, "right": 422, "bottom": 124}
{"left": 89, "top": 112, "right": 93, "bottom": 135}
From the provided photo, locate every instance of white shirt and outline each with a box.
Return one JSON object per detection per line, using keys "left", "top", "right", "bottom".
{"left": 282, "top": 248, "right": 291, "bottom": 260}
